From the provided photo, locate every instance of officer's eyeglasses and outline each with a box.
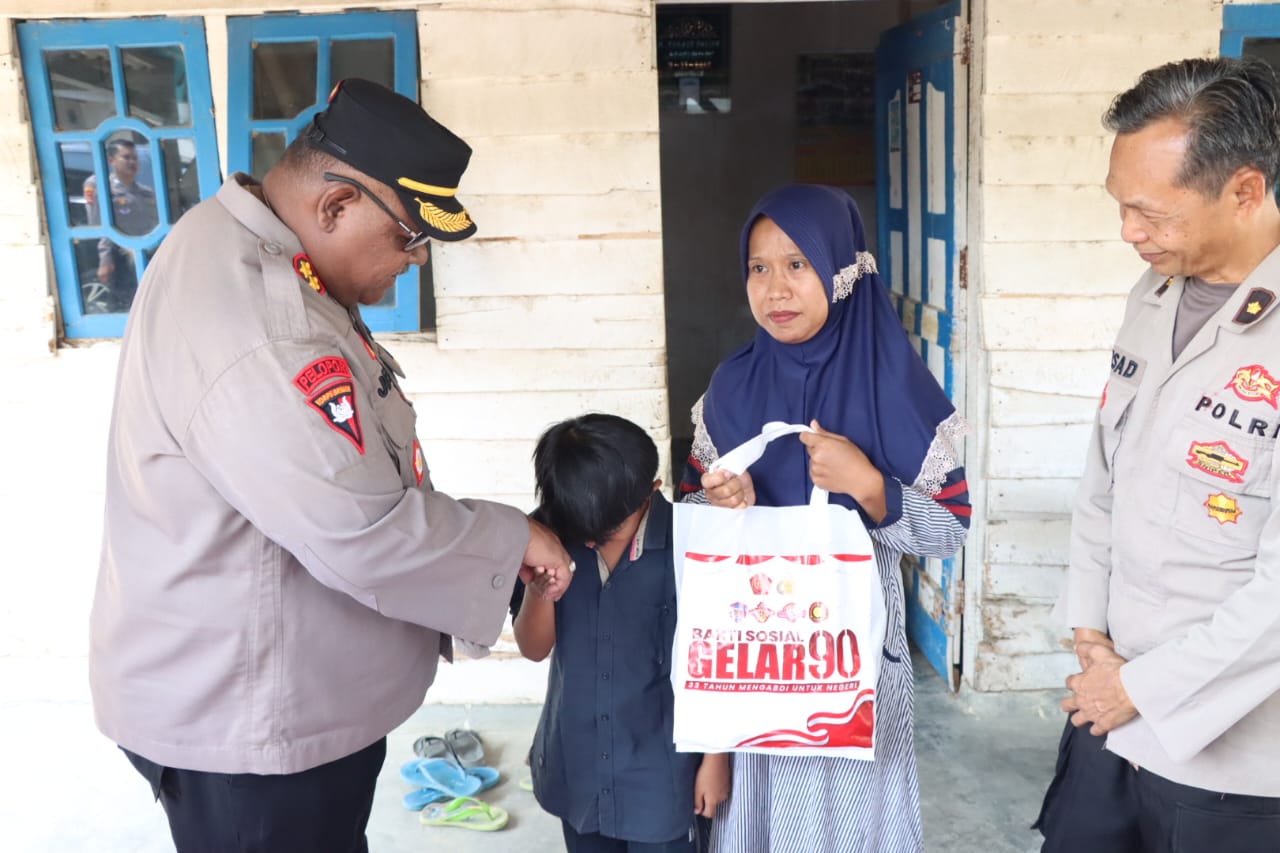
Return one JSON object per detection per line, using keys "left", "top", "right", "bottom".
{"left": 322, "top": 172, "right": 429, "bottom": 252}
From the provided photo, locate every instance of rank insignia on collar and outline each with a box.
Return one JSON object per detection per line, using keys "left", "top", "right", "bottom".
{"left": 1225, "top": 364, "right": 1280, "bottom": 408}
{"left": 1233, "top": 287, "right": 1275, "bottom": 325}
{"left": 304, "top": 379, "right": 365, "bottom": 454}
{"left": 1186, "top": 439, "right": 1248, "bottom": 484}
{"left": 1154, "top": 277, "right": 1173, "bottom": 297}
{"left": 293, "top": 253, "right": 326, "bottom": 295}
{"left": 1204, "top": 493, "right": 1242, "bottom": 525}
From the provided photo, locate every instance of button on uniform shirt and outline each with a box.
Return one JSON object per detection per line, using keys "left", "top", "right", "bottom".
{"left": 512, "top": 493, "right": 702, "bottom": 843}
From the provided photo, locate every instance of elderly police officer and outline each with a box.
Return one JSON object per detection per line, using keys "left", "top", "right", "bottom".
{"left": 1035, "top": 57, "right": 1280, "bottom": 852}
{"left": 90, "top": 79, "right": 573, "bottom": 851}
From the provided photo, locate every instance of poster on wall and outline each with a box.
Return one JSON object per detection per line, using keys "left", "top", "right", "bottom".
{"left": 795, "top": 53, "right": 876, "bottom": 186}
{"left": 657, "top": 6, "right": 731, "bottom": 114}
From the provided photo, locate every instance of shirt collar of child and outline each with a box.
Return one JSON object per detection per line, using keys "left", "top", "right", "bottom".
{"left": 595, "top": 498, "right": 656, "bottom": 584}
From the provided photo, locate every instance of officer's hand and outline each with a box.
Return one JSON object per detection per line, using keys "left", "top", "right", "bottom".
{"left": 701, "top": 469, "right": 754, "bottom": 509}
{"left": 520, "top": 519, "right": 573, "bottom": 602}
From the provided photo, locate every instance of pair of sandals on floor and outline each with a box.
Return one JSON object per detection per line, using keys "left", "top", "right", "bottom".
{"left": 400, "top": 728, "right": 507, "bottom": 831}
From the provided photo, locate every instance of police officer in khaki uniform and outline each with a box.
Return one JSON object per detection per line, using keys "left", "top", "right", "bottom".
{"left": 90, "top": 79, "right": 573, "bottom": 851}
{"left": 1035, "top": 57, "right": 1280, "bottom": 852}
{"left": 83, "top": 138, "right": 158, "bottom": 311}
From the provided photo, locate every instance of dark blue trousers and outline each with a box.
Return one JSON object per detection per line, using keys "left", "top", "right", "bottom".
{"left": 1036, "top": 717, "right": 1280, "bottom": 853}
{"left": 562, "top": 817, "right": 712, "bottom": 853}
{"left": 123, "top": 738, "right": 385, "bottom": 853}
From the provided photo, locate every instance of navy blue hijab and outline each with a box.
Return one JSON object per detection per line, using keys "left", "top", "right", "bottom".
{"left": 701, "top": 184, "right": 957, "bottom": 509}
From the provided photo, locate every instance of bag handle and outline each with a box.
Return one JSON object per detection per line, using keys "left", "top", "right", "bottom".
{"left": 710, "top": 421, "right": 828, "bottom": 508}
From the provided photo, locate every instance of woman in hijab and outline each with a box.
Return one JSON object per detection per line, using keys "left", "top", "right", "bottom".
{"left": 681, "top": 184, "right": 970, "bottom": 853}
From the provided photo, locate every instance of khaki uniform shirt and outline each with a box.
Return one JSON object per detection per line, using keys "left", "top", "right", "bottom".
{"left": 1064, "top": 251, "right": 1280, "bottom": 796}
{"left": 90, "top": 174, "right": 529, "bottom": 775}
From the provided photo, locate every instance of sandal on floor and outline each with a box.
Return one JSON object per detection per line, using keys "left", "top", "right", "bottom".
{"left": 444, "top": 728, "right": 485, "bottom": 767}
{"left": 466, "top": 765, "right": 500, "bottom": 793}
{"left": 399, "top": 758, "right": 482, "bottom": 798}
{"left": 412, "top": 735, "right": 450, "bottom": 760}
{"left": 401, "top": 784, "right": 450, "bottom": 811}
{"left": 419, "top": 796, "right": 509, "bottom": 831}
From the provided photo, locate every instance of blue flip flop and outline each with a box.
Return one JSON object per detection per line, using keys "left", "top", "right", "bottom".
{"left": 399, "top": 758, "right": 482, "bottom": 797}
{"left": 402, "top": 784, "right": 450, "bottom": 811}
{"left": 466, "top": 765, "right": 500, "bottom": 793}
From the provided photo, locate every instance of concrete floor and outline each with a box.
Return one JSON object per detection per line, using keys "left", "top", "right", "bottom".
{"left": 2, "top": 653, "right": 1063, "bottom": 852}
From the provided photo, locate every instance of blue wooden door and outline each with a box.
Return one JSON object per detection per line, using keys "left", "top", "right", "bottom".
{"left": 875, "top": 1, "right": 966, "bottom": 688}
{"left": 226, "top": 11, "right": 420, "bottom": 331}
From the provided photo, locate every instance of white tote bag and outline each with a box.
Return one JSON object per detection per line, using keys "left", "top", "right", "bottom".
{"left": 671, "top": 422, "right": 887, "bottom": 760}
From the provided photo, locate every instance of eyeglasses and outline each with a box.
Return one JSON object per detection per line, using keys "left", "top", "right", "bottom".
{"left": 322, "top": 171, "right": 429, "bottom": 252}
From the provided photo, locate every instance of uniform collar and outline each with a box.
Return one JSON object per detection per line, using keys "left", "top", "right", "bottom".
{"left": 217, "top": 173, "right": 304, "bottom": 256}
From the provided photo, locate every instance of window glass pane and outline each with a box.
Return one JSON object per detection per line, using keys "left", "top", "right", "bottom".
{"left": 123, "top": 46, "right": 191, "bottom": 127}
{"left": 160, "top": 138, "right": 201, "bottom": 223}
{"left": 331, "top": 38, "right": 395, "bottom": 90}
{"left": 74, "top": 237, "right": 138, "bottom": 315}
{"left": 44, "top": 48, "right": 114, "bottom": 131}
{"left": 251, "top": 132, "right": 286, "bottom": 181}
{"left": 101, "top": 134, "right": 159, "bottom": 236}
{"left": 1244, "top": 38, "right": 1280, "bottom": 73}
{"left": 253, "top": 41, "right": 317, "bottom": 119}
{"left": 59, "top": 141, "right": 95, "bottom": 227}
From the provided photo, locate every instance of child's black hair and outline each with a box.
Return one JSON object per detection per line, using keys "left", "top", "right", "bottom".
{"left": 533, "top": 413, "right": 659, "bottom": 545}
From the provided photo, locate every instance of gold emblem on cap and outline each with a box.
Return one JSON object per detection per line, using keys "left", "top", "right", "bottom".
{"left": 398, "top": 177, "right": 458, "bottom": 198}
{"left": 415, "top": 198, "right": 473, "bottom": 233}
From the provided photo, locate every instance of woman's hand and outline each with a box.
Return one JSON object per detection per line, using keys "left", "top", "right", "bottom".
{"left": 800, "top": 420, "right": 887, "bottom": 521}
{"left": 700, "top": 469, "right": 755, "bottom": 509}
{"left": 693, "top": 753, "right": 731, "bottom": 817}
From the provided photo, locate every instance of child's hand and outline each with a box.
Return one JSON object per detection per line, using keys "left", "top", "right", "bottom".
{"left": 693, "top": 752, "right": 731, "bottom": 817}
{"left": 524, "top": 563, "right": 573, "bottom": 602}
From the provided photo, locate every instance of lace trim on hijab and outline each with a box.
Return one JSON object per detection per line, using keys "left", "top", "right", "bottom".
{"left": 832, "top": 251, "right": 879, "bottom": 303}
{"left": 910, "top": 411, "right": 971, "bottom": 497}
{"left": 684, "top": 395, "right": 718, "bottom": 504}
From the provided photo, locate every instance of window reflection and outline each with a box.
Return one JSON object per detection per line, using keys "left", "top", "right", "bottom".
{"left": 160, "top": 138, "right": 200, "bottom": 223}
{"left": 331, "top": 38, "right": 395, "bottom": 90}
{"left": 252, "top": 41, "right": 318, "bottom": 119}
{"left": 74, "top": 236, "right": 138, "bottom": 315}
{"left": 251, "top": 131, "right": 286, "bottom": 181}
{"left": 123, "top": 46, "right": 191, "bottom": 127}
{"left": 44, "top": 48, "right": 113, "bottom": 131}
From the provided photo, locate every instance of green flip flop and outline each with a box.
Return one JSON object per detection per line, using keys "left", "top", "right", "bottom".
{"left": 419, "top": 796, "right": 509, "bottom": 832}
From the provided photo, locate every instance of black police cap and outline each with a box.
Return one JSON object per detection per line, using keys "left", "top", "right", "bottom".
{"left": 303, "top": 78, "right": 477, "bottom": 242}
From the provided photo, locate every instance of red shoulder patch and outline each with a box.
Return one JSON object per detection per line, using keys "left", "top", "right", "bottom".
{"left": 293, "top": 356, "right": 352, "bottom": 395}
{"left": 306, "top": 379, "right": 365, "bottom": 454}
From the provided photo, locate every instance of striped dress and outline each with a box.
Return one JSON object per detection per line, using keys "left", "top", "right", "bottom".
{"left": 682, "top": 405, "right": 970, "bottom": 853}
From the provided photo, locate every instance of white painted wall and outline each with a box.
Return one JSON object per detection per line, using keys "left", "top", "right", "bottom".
{"left": 966, "top": 0, "right": 1224, "bottom": 690}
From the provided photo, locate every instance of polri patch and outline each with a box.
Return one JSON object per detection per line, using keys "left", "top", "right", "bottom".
{"left": 1186, "top": 439, "right": 1248, "bottom": 484}
{"left": 306, "top": 380, "right": 365, "bottom": 454}
{"left": 1233, "top": 287, "right": 1276, "bottom": 326}
{"left": 1204, "top": 493, "right": 1242, "bottom": 525}
{"left": 293, "top": 356, "right": 352, "bottom": 395}
{"left": 1225, "top": 364, "right": 1280, "bottom": 408}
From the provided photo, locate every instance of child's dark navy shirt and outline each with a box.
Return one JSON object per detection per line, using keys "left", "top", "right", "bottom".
{"left": 510, "top": 493, "right": 701, "bottom": 843}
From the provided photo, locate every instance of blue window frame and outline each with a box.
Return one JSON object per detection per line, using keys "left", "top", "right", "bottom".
{"left": 19, "top": 17, "right": 222, "bottom": 339}
{"left": 226, "top": 11, "right": 423, "bottom": 332}
{"left": 1222, "top": 4, "right": 1280, "bottom": 57}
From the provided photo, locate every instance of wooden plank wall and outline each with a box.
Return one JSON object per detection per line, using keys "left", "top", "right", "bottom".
{"left": 971, "top": 0, "right": 1223, "bottom": 689}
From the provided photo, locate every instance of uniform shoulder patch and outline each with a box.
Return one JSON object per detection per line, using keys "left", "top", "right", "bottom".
{"left": 1233, "top": 287, "right": 1276, "bottom": 325}
{"left": 294, "top": 253, "right": 327, "bottom": 295}
{"left": 305, "top": 379, "right": 364, "bottom": 454}
{"left": 293, "top": 356, "right": 352, "bottom": 395}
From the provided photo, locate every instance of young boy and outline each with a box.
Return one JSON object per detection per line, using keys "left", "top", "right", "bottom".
{"left": 513, "top": 414, "right": 729, "bottom": 853}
